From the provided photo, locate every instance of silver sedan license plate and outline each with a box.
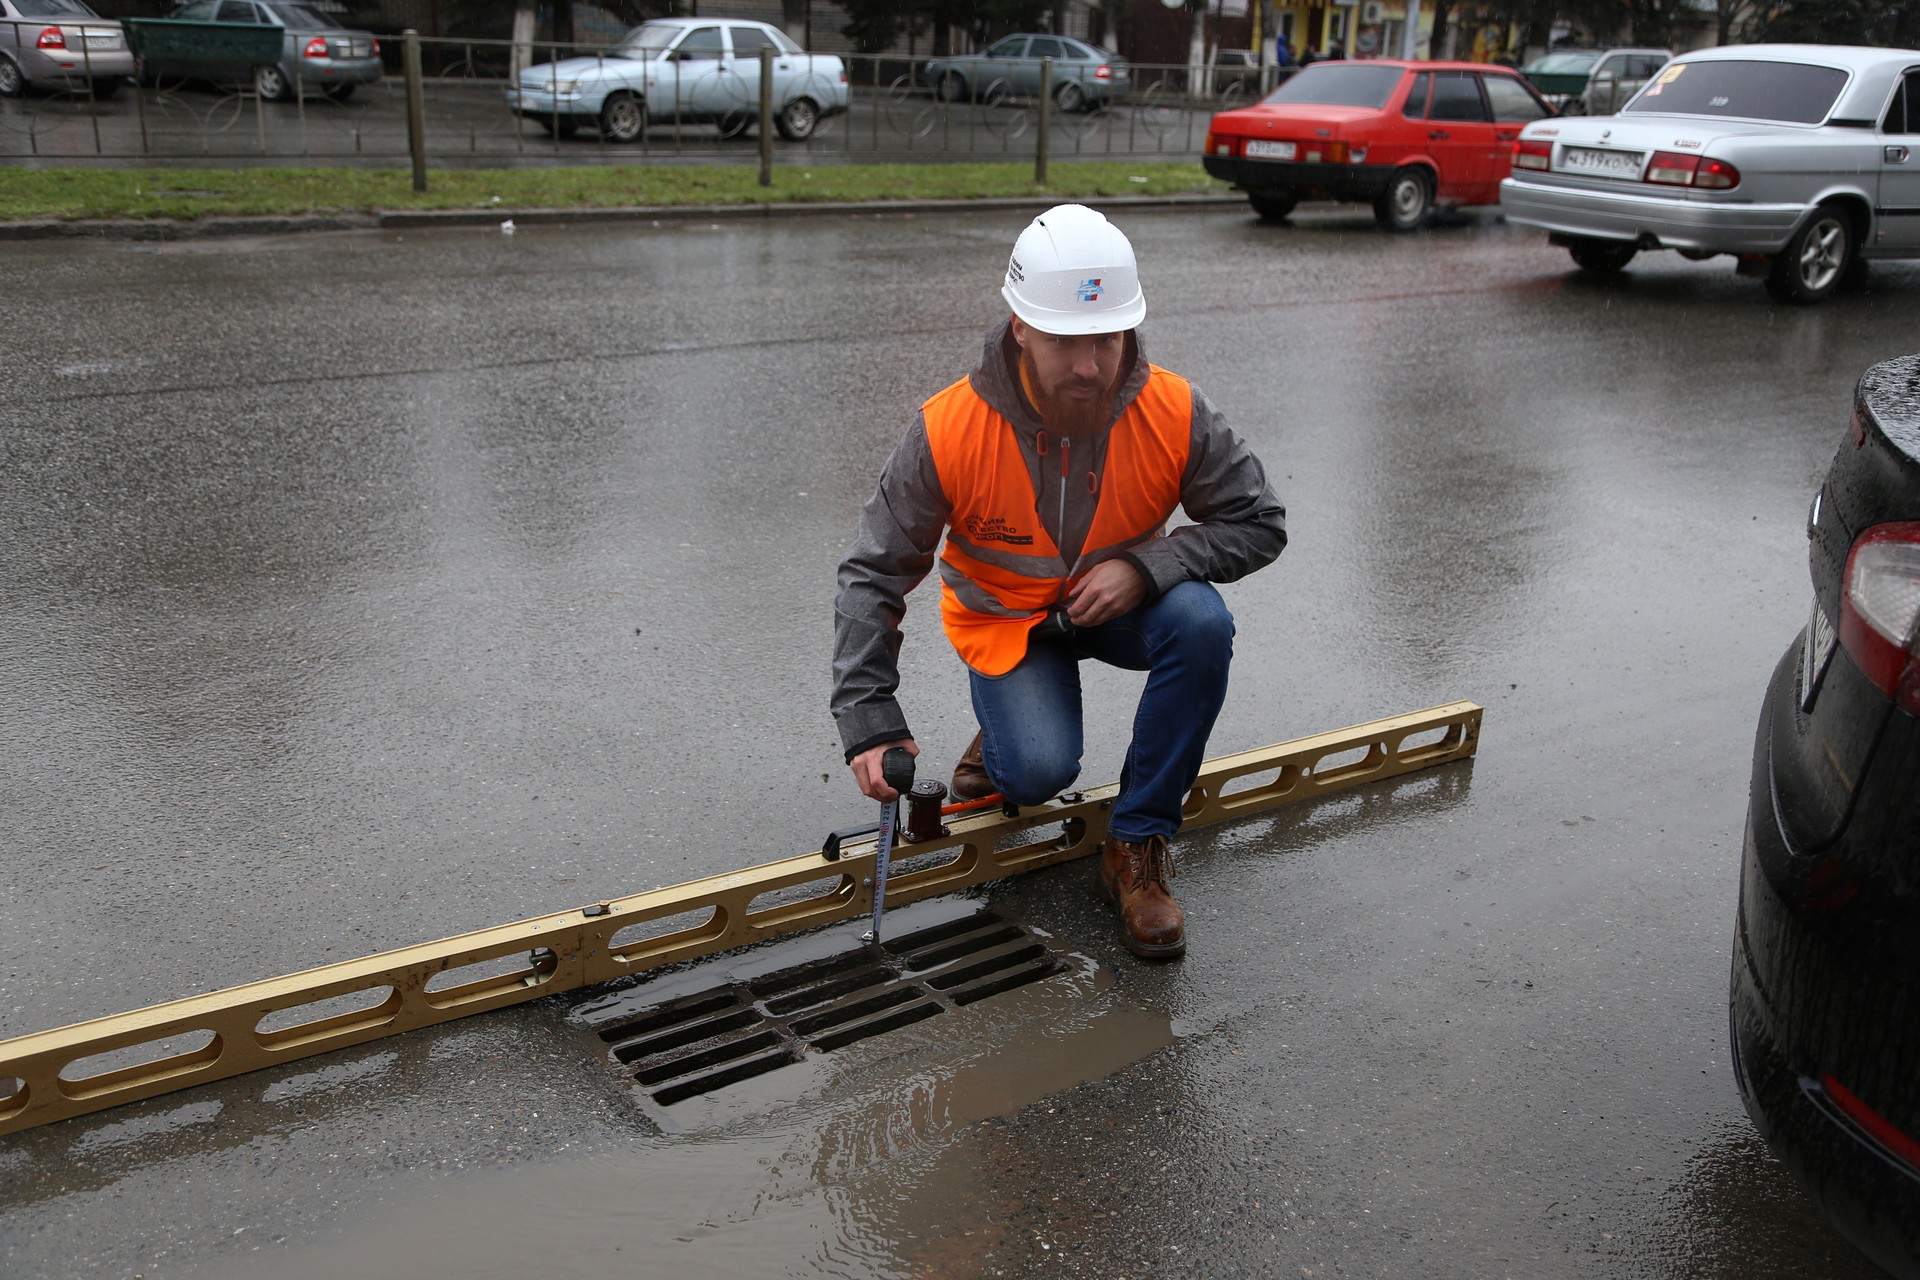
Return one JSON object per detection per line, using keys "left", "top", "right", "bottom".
{"left": 1245, "top": 139, "right": 1296, "bottom": 160}
{"left": 1561, "top": 146, "right": 1642, "bottom": 178}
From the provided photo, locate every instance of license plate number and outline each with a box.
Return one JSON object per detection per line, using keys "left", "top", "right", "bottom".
{"left": 1561, "top": 146, "right": 1642, "bottom": 178}
{"left": 1801, "top": 597, "right": 1836, "bottom": 711}
{"left": 1245, "top": 139, "right": 1296, "bottom": 160}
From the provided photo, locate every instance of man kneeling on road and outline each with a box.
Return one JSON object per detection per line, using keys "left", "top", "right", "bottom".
{"left": 831, "top": 204, "right": 1286, "bottom": 959}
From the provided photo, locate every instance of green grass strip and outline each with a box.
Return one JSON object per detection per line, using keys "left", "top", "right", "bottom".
{"left": 0, "top": 162, "right": 1223, "bottom": 222}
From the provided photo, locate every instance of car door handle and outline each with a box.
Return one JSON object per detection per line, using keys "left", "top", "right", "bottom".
{"left": 1496, "top": 131, "right": 1517, "bottom": 140}
{"left": 1888, "top": 145, "right": 1911, "bottom": 164}
{"left": 1428, "top": 130, "right": 1450, "bottom": 139}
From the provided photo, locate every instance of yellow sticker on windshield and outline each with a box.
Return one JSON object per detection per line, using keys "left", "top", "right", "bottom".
{"left": 1657, "top": 64, "right": 1686, "bottom": 84}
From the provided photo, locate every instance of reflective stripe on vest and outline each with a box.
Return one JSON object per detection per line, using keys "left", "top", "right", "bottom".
{"left": 923, "top": 366, "right": 1193, "bottom": 676}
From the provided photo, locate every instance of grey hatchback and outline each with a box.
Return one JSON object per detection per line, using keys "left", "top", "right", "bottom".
{"left": 153, "top": 0, "right": 379, "bottom": 101}
{"left": 922, "top": 33, "right": 1129, "bottom": 112}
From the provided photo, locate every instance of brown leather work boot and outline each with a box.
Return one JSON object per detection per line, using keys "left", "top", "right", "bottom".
{"left": 951, "top": 729, "right": 998, "bottom": 800}
{"left": 1098, "top": 835, "right": 1186, "bottom": 959}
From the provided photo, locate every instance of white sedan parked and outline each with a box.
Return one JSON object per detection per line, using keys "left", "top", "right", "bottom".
{"left": 1500, "top": 44, "right": 1920, "bottom": 303}
{"left": 507, "top": 17, "right": 848, "bottom": 143}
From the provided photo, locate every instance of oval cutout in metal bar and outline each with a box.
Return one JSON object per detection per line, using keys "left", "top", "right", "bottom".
{"left": 57, "top": 1030, "right": 222, "bottom": 1101}
{"left": 255, "top": 985, "right": 402, "bottom": 1051}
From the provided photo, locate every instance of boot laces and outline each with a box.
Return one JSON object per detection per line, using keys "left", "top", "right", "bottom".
{"left": 1129, "top": 835, "right": 1175, "bottom": 887}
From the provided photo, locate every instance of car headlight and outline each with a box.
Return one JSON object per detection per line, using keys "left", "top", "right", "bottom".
{"left": 521, "top": 78, "right": 579, "bottom": 94}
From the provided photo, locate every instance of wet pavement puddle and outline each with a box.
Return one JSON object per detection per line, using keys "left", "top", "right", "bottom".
{"left": 194, "top": 897, "right": 1174, "bottom": 1278}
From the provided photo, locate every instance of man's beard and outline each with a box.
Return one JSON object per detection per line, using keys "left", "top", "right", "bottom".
{"left": 1022, "top": 348, "right": 1117, "bottom": 436}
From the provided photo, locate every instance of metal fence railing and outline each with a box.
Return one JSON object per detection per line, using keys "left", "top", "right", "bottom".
{"left": 1, "top": 29, "right": 1287, "bottom": 169}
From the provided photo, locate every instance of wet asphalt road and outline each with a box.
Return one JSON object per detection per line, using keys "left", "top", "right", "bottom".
{"left": 4, "top": 205, "right": 1918, "bottom": 1279}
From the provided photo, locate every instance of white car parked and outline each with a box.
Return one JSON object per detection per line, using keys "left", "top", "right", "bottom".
{"left": 1500, "top": 44, "right": 1920, "bottom": 303}
{"left": 506, "top": 16, "right": 848, "bottom": 143}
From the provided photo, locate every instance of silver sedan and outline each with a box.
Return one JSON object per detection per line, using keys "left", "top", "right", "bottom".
{"left": 1500, "top": 44, "right": 1920, "bottom": 303}
{"left": 922, "top": 33, "right": 1130, "bottom": 112}
{"left": 154, "top": 0, "right": 380, "bottom": 102}
{"left": 0, "top": 0, "right": 131, "bottom": 97}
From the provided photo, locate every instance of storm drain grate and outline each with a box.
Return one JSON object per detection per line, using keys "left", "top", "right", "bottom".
{"left": 592, "top": 910, "right": 1067, "bottom": 1108}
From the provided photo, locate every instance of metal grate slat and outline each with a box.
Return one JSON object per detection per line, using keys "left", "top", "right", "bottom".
{"left": 591, "top": 908, "right": 1072, "bottom": 1109}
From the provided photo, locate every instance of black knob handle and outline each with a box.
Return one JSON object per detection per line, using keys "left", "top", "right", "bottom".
{"left": 881, "top": 747, "right": 916, "bottom": 795}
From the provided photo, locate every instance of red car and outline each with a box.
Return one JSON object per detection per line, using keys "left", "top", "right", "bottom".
{"left": 1202, "top": 59, "right": 1555, "bottom": 230}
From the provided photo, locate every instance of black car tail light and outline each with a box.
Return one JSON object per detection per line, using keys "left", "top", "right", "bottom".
{"left": 1822, "top": 1073, "right": 1920, "bottom": 1174}
{"left": 1838, "top": 522, "right": 1920, "bottom": 713}
{"left": 1801, "top": 856, "right": 1861, "bottom": 913}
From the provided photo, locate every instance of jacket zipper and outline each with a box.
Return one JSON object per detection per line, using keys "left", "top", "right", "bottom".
{"left": 1058, "top": 437, "right": 1072, "bottom": 574}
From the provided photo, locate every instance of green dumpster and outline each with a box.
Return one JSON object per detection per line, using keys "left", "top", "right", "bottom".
{"left": 1519, "top": 50, "right": 1600, "bottom": 101}
{"left": 123, "top": 19, "right": 284, "bottom": 83}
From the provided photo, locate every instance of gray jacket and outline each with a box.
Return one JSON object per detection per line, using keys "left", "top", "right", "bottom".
{"left": 832, "top": 320, "right": 1286, "bottom": 760}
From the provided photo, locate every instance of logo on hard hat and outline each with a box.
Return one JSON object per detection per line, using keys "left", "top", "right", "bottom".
{"left": 1076, "top": 277, "right": 1104, "bottom": 303}
{"left": 1007, "top": 256, "right": 1025, "bottom": 283}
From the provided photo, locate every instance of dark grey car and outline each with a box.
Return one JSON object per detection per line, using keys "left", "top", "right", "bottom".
{"left": 1567, "top": 46, "right": 1672, "bottom": 114}
{"left": 922, "top": 33, "right": 1129, "bottom": 112}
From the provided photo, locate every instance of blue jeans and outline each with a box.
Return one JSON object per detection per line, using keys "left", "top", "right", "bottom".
{"left": 967, "top": 580, "right": 1235, "bottom": 842}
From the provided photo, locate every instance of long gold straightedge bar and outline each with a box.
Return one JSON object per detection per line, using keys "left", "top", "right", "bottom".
{"left": 0, "top": 701, "right": 1480, "bottom": 1135}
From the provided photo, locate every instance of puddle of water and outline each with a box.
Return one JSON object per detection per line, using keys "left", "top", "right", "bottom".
{"left": 64, "top": 1100, "right": 223, "bottom": 1157}
{"left": 195, "top": 903, "right": 1172, "bottom": 1280}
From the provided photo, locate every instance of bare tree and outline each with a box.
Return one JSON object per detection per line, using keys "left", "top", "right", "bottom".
{"left": 1713, "top": 0, "right": 1755, "bottom": 41}
{"left": 1427, "top": 0, "right": 1452, "bottom": 58}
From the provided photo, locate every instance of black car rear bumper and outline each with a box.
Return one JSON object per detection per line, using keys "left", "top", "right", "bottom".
{"left": 1732, "top": 642, "right": 1920, "bottom": 1279}
{"left": 1203, "top": 154, "right": 1397, "bottom": 202}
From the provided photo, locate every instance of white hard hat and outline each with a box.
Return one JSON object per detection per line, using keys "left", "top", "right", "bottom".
{"left": 1001, "top": 204, "right": 1146, "bottom": 335}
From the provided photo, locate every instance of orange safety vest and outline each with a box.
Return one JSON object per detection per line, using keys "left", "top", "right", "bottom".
{"left": 923, "top": 366, "right": 1193, "bottom": 676}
